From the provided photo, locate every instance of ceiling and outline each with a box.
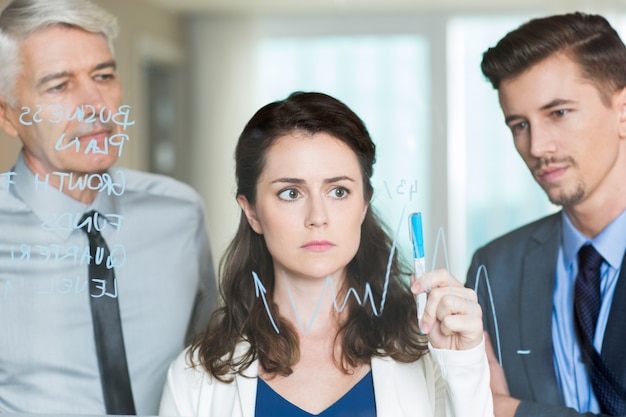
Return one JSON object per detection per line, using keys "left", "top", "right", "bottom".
{"left": 140, "top": 0, "right": 621, "bottom": 16}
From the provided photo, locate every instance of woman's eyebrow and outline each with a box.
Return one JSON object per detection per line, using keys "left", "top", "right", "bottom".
{"left": 270, "top": 176, "right": 355, "bottom": 185}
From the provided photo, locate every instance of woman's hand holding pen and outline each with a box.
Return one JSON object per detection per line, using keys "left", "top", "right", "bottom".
{"left": 410, "top": 269, "right": 483, "bottom": 351}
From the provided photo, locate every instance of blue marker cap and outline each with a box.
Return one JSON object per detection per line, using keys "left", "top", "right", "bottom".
{"left": 409, "top": 212, "right": 425, "bottom": 259}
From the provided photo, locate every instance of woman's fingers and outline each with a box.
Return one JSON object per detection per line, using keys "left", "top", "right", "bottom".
{"left": 411, "top": 268, "right": 463, "bottom": 294}
{"left": 420, "top": 286, "right": 479, "bottom": 329}
{"left": 411, "top": 269, "right": 483, "bottom": 350}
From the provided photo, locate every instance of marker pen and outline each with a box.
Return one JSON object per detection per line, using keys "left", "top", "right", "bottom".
{"left": 409, "top": 212, "right": 427, "bottom": 333}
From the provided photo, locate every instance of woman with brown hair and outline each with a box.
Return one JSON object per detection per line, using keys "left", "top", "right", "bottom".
{"left": 159, "top": 91, "right": 492, "bottom": 417}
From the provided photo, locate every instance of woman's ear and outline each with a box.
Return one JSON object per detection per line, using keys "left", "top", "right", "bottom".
{"left": 237, "top": 195, "right": 263, "bottom": 234}
{"left": 361, "top": 202, "right": 369, "bottom": 223}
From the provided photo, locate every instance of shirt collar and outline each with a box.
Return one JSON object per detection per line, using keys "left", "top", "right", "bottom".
{"left": 13, "top": 151, "right": 119, "bottom": 240}
{"left": 562, "top": 209, "right": 626, "bottom": 269}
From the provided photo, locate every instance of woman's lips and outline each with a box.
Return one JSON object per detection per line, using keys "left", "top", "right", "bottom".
{"left": 301, "top": 241, "right": 335, "bottom": 252}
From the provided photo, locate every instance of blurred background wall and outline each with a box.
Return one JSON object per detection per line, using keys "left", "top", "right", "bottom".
{"left": 2, "top": 0, "right": 624, "bottom": 279}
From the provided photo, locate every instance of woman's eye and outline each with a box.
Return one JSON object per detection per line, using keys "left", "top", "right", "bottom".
{"left": 278, "top": 188, "right": 300, "bottom": 201}
{"left": 330, "top": 187, "right": 349, "bottom": 199}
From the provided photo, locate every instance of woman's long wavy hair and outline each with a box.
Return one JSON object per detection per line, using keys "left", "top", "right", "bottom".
{"left": 190, "top": 91, "right": 427, "bottom": 381}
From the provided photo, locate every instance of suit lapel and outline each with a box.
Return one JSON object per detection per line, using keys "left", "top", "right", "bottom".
{"left": 234, "top": 347, "right": 258, "bottom": 417}
{"left": 519, "top": 214, "right": 563, "bottom": 403}
{"left": 235, "top": 370, "right": 257, "bottom": 417}
{"left": 601, "top": 249, "right": 626, "bottom": 385}
{"left": 371, "top": 357, "right": 399, "bottom": 417}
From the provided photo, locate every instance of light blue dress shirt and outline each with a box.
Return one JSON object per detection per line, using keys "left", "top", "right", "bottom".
{"left": 552, "top": 209, "right": 626, "bottom": 413}
{"left": 0, "top": 153, "right": 216, "bottom": 415}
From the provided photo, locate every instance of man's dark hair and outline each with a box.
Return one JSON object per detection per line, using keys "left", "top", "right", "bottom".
{"left": 482, "top": 12, "right": 626, "bottom": 104}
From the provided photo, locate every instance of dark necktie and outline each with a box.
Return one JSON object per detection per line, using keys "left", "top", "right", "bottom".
{"left": 80, "top": 211, "right": 136, "bottom": 415}
{"left": 574, "top": 244, "right": 626, "bottom": 415}
{"left": 574, "top": 244, "right": 603, "bottom": 345}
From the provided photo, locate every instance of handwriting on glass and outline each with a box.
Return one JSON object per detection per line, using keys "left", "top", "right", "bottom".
{"left": 1, "top": 104, "right": 135, "bottom": 300}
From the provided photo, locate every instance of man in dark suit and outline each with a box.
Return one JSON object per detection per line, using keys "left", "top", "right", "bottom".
{"left": 466, "top": 12, "right": 626, "bottom": 417}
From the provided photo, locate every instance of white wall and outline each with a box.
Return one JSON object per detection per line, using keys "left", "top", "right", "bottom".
{"left": 186, "top": 16, "right": 261, "bottom": 264}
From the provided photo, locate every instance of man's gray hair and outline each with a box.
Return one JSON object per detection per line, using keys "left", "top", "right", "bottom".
{"left": 0, "top": 0, "right": 119, "bottom": 105}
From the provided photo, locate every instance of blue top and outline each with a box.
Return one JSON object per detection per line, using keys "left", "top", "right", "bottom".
{"left": 552, "top": 209, "right": 626, "bottom": 413}
{"left": 255, "top": 370, "right": 376, "bottom": 417}
{"left": 0, "top": 153, "right": 217, "bottom": 415}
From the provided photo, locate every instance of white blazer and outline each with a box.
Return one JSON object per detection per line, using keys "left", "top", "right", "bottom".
{"left": 159, "top": 340, "right": 493, "bottom": 417}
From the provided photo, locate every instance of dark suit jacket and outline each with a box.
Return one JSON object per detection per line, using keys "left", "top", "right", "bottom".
{"left": 466, "top": 212, "right": 626, "bottom": 417}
